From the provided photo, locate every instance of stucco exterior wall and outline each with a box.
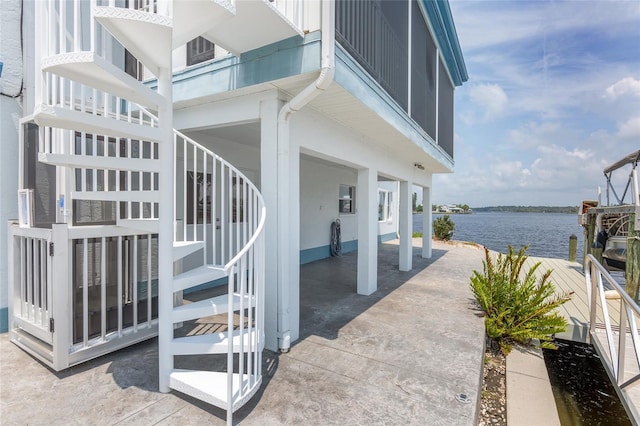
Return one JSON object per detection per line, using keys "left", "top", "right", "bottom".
{"left": 299, "top": 157, "right": 358, "bottom": 252}
{"left": 0, "top": 0, "right": 23, "bottom": 331}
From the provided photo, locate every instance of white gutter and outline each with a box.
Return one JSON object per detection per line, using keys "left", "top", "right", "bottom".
{"left": 276, "top": 0, "right": 335, "bottom": 352}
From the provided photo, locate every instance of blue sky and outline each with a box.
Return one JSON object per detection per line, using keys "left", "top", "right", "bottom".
{"left": 432, "top": 0, "right": 640, "bottom": 208}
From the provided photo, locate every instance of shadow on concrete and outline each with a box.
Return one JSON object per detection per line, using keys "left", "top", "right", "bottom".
{"left": 299, "top": 243, "right": 448, "bottom": 342}
{"left": 165, "top": 242, "right": 449, "bottom": 423}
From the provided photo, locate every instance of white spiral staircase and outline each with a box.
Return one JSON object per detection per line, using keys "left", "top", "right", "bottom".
{"left": 32, "top": 1, "right": 269, "bottom": 423}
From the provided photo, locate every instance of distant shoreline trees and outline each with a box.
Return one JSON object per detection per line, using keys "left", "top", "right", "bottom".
{"left": 428, "top": 205, "right": 578, "bottom": 214}
{"left": 472, "top": 206, "right": 578, "bottom": 214}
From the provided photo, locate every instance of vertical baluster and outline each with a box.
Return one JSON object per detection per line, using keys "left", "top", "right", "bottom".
{"left": 235, "top": 172, "right": 240, "bottom": 255}
{"left": 239, "top": 255, "right": 246, "bottom": 389}
{"left": 20, "top": 238, "right": 25, "bottom": 317}
{"left": 243, "top": 180, "right": 248, "bottom": 250}
{"left": 226, "top": 268, "right": 235, "bottom": 419}
{"left": 73, "top": 0, "right": 80, "bottom": 52}
{"left": 173, "top": 134, "right": 177, "bottom": 240}
{"left": 46, "top": 235, "right": 53, "bottom": 323}
{"left": 93, "top": 134, "right": 98, "bottom": 193}
{"left": 128, "top": 137, "right": 133, "bottom": 218}
{"left": 147, "top": 235, "right": 152, "bottom": 327}
{"left": 220, "top": 164, "right": 226, "bottom": 263}
{"left": 257, "top": 230, "right": 264, "bottom": 380}
{"left": 83, "top": 238, "right": 89, "bottom": 347}
{"left": 25, "top": 238, "right": 33, "bottom": 319}
{"left": 81, "top": 132, "right": 87, "bottom": 193}
{"left": 247, "top": 243, "right": 254, "bottom": 385}
{"left": 90, "top": 0, "right": 96, "bottom": 53}
{"left": 101, "top": 237, "right": 107, "bottom": 340}
{"left": 34, "top": 240, "right": 41, "bottom": 325}
{"left": 117, "top": 236, "right": 123, "bottom": 336}
{"left": 203, "top": 151, "right": 208, "bottom": 264}
{"left": 80, "top": 84, "right": 86, "bottom": 113}
{"left": 104, "top": 134, "right": 110, "bottom": 194}
{"left": 192, "top": 145, "right": 197, "bottom": 240}
{"left": 228, "top": 167, "right": 233, "bottom": 263}
{"left": 59, "top": 0, "right": 66, "bottom": 54}
{"left": 40, "top": 240, "right": 47, "bottom": 325}
{"left": 133, "top": 235, "right": 138, "bottom": 331}
{"left": 182, "top": 137, "right": 187, "bottom": 240}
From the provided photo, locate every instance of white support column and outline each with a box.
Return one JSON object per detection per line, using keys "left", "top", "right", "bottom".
{"left": 260, "top": 98, "right": 279, "bottom": 352}
{"left": 399, "top": 180, "right": 412, "bottom": 271}
{"left": 422, "top": 186, "right": 432, "bottom": 258}
{"left": 357, "top": 167, "right": 377, "bottom": 295}
{"left": 51, "top": 224, "right": 71, "bottom": 371}
{"left": 275, "top": 111, "right": 300, "bottom": 351}
{"left": 283, "top": 128, "right": 300, "bottom": 346}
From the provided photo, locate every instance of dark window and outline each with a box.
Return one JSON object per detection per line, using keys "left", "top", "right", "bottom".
{"left": 339, "top": 185, "right": 355, "bottom": 214}
{"left": 23, "top": 122, "right": 57, "bottom": 228}
{"left": 411, "top": 1, "right": 437, "bottom": 140}
{"left": 438, "top": 60, "right": 455, "bottom": 159}
{"left": 125, "top": 49, "right": 143, "bottom": 81}
{"left": 187, "top": 37, "right": 215, "bottom": 66}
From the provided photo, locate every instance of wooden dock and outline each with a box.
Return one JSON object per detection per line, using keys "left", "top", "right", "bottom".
{"left": 524, "top": 256, "right": 591, "bottom": 343}
{"left": 528, "top": 256, "right": 640, "bottom": 422}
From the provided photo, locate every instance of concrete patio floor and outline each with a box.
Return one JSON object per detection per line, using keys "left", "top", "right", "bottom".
{"left": 0, "top": 239, "right": 486, "bottom": 425}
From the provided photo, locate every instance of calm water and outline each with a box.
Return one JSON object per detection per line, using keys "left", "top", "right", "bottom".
{"left": 544, "top": 340, "right": 631, "bottom": 425}
{"left": 414, "top": 212, "right": 584, "bottom": 262}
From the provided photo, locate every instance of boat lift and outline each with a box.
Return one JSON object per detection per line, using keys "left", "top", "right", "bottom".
{"left": 603, "top": 149, "right": 640, "bottom": 223}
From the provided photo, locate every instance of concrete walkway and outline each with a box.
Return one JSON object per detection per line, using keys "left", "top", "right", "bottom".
{"left": 0, "top": 240, "right": 486, "bottom": 425}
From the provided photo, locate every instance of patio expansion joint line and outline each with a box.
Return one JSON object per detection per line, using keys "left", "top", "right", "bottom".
{"left": 114, "top": 394, "right": 184, "bottom": 425}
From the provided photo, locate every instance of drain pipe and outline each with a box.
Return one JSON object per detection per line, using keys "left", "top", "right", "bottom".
{"left": 276, "top": 0, "right": 335, "bottom": 352}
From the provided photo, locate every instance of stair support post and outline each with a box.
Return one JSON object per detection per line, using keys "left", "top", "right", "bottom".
{"left": 157, "top": 63, "right": 174, "bottom": 393}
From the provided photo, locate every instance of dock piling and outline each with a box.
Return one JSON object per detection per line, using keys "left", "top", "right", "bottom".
{"left": 569, "top": 234, "right": 577, "bottom": 262}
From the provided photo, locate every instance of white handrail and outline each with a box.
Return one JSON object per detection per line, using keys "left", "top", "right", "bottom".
{"left": 585, "top": 254, "right": 640, "bottom": 410}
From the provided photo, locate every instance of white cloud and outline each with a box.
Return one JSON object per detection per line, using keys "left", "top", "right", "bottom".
{"left": 605, "top": 77, "right": 640, "bottom": 99}
{"left": 467, "top": 84, "right": 508, "bottom": 122}
{"left": 617, "top": 116, "right": 640, "bottom": 140}
{"left": 439, "top": 1, "right": 640, "bottom": 207}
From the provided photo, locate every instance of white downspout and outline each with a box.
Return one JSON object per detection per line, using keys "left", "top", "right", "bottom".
{"left": 276, "top": 0, "right": 335, "bottom": 352}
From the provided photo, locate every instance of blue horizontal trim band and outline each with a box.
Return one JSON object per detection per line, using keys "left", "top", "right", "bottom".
{"left": 0, "top": 307, "right": 8, "bottom": 333}
{"left": 300, "top": 240, "right": 358, "bottom": 264}
{"left": 378, "top": 232, "right": 397, "bottom": 243}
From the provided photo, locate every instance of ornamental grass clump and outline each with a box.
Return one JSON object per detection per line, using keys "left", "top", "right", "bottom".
{"left": 470, "top": 245, "right": 570, "bottom": 355}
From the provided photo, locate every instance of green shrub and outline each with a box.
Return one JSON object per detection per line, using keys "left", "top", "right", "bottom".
{"left": 433, "top": 215, "right": 455, "bottom": 240}
{"left": 412, "top": 231, "right": 423, "bottom": 238}
{"left": 470, "top": 246, "right": 570, "bottom": 355}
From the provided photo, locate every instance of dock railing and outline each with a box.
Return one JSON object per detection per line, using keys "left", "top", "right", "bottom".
{"left": 585, "top": 254, "right": 640, "bottom": 421}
